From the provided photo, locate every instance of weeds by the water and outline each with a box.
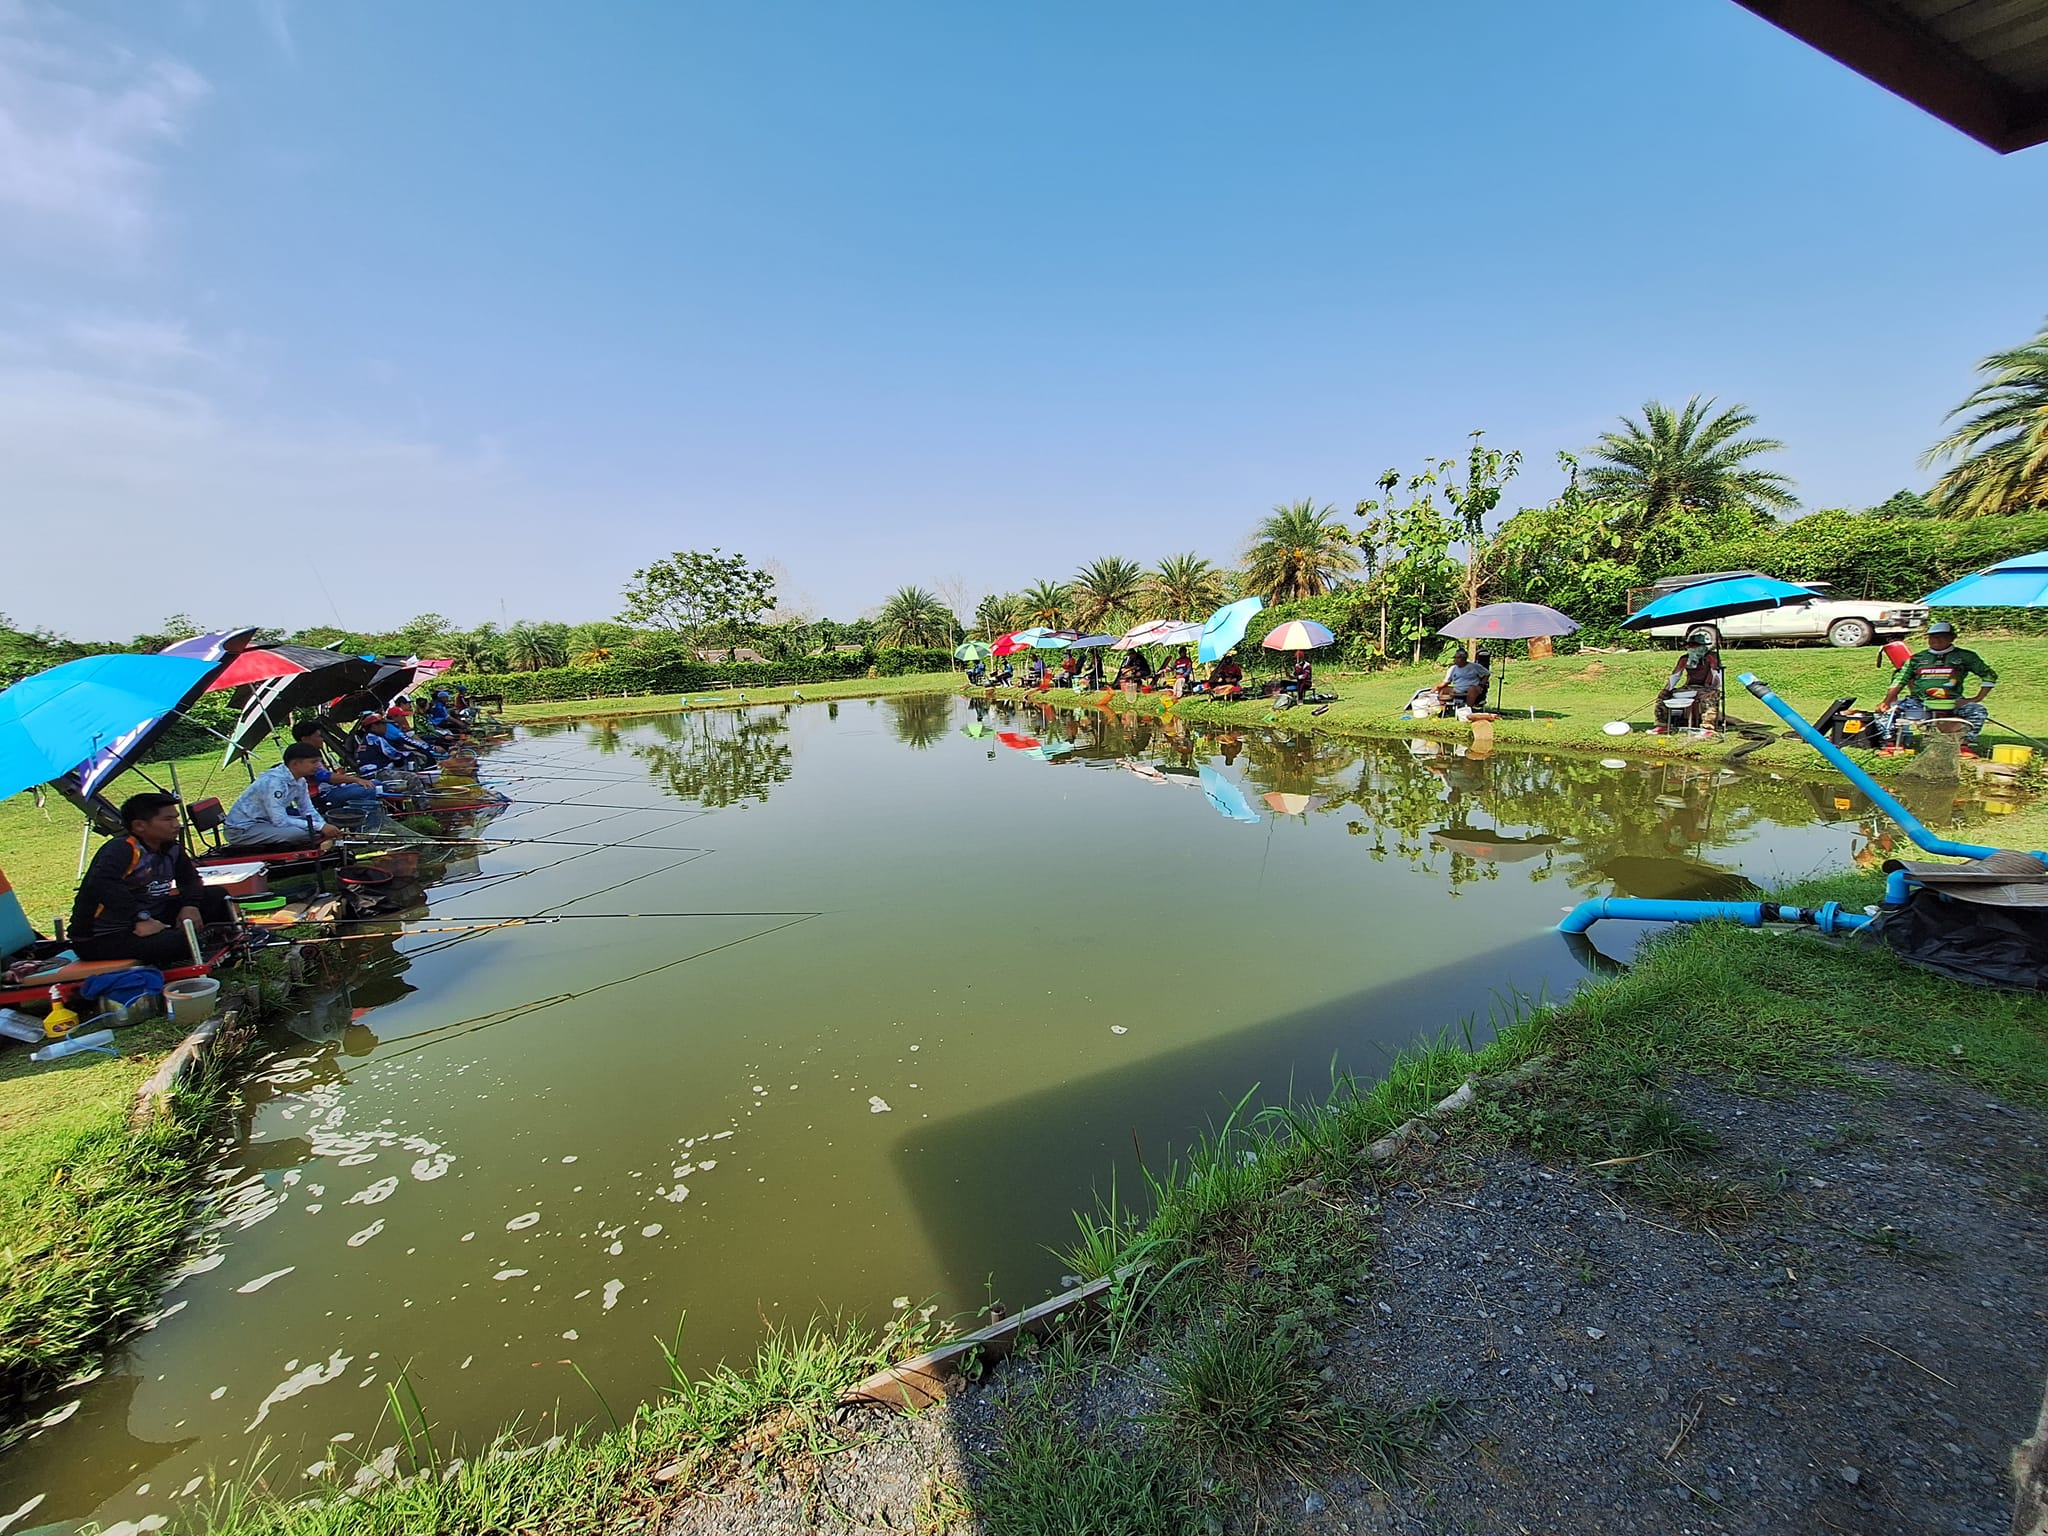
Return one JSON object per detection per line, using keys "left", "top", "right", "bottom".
{"left": 973, "top": 1376, "right": 1199, "bottom": 1536}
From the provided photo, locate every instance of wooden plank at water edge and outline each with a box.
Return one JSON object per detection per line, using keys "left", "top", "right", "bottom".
{"left": 841, "top": 1272, "right": 1124, "bottom": 1410}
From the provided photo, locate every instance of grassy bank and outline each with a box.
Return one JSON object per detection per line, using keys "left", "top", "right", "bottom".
{"left": 985, "top": 640, "right": 2048, "bottom": 774}
{"left": 185, "top": 864, "right": 2048, "bottom": 1535}
{"left": 501, "top": 669, "right": 962, "bottom": 724}
{"left": 0, "top": 1014, "right": 253, "bottom": 1432}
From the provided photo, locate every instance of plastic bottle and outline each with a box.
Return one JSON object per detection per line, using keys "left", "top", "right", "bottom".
{"left": 0, "top": 1007, "right": 46, "bottom": 1044}
{"left": 29, "top": 1029, "right": 117, "bottom": 1062}
{"left": 42, "top": 987, "right": 80, "bottom": 1040}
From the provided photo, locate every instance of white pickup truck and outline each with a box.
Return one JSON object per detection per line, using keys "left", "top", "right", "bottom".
{"left": 1636, "top": 572, "right": 1927, "bottom": 649}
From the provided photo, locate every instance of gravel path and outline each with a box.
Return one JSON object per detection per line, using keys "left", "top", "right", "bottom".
{"left": 664, "top": 1062, "right": 2048, "bottom": 1535}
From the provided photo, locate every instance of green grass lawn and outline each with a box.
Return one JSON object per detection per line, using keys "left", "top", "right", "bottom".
{"left": 501, "top": 669, "right": 963, "bottom": 723}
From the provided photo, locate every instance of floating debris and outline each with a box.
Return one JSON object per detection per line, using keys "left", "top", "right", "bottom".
{"left": 236, "top": 1268, "right": 295, "bottom": 1294}
{"left": 506, "top": 1212, "right": 541, "bottom": 1231}
{"left": 346, "top": 1177, "right": 399, "bottom": 1207}
{"left": 493, "top": 1269, "right": 528, "bottom": 1282}
{"left": 602, "top": 1280, "right": 624, "bottom": 1311}
{"left": 248, "top": 1350, "right": 352, "bottom": 1432}
{"left": 640, "top": 1223, "right": 663, "bottom": 1238}
{"left": 869, "top": 1097, "right": 892, "bottom": 1114}
{"left": 347, "top": 1220, "right": 385, "bottom": 1247}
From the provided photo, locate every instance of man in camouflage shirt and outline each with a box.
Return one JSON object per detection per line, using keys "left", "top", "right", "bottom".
{"left": 1880, "top": 620, "right": 1998, "bottom": 755}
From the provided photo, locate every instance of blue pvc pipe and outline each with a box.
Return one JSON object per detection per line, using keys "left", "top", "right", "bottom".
{"left": 1558, "top": 897, "right": 1871, "bottom": 936}
{"left": 1736, "top": 672, "right": 2001, "bottom": 861}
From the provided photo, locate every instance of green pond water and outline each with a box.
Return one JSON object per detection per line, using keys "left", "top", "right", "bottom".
{"left": 2, "top": 692, "right": 1932, "bottom": 1530}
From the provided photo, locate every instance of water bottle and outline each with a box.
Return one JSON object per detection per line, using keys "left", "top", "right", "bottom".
{"left": 30, "top": 1029, "right": 116, "bottom": 1062}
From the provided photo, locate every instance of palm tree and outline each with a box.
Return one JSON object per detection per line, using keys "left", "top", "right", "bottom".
{"left": 974, "top": 592, "right": 1026, "bottom": 641}
{"left": 445, "top": 628, "right": 503, "bottom": 673}
{"left": 1144, "top": 552, "right": 1229, "bottom": 619}
{"left": 1070, "top": 557, "right": 1146, "bottom": 631}
{"left": 503, "top": 621, "right": 567, "bottom": 673}
{"left": 1584, "top": 397, "right": 1795, "bottom": 520}
{"left": 1243, "top": 502, "right": 1361, "bottom": 601}
{"left": 876, "top": 586, "right": 955, "bottom": 648}
{"left": 1923, "top": 320, "right": 2048, "bottom": 517}
{"left": 1020, "top": 580, "right": 1072, "bottom": 629}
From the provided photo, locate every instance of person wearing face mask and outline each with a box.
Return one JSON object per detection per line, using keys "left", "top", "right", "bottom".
{"left": 1653, "top": 639, "right": 1723, "bottom": 734}
{"left": 1880, "top": 620, "right": 1997, "bottom": 756}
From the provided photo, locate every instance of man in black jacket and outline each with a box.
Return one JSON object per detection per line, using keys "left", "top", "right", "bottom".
{"left": 69, "top": 793, "right": 229, "bottom": 965}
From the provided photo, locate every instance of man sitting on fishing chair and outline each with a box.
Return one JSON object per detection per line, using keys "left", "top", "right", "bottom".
{"left": 1652, "top": 639, "right": 1723, "bottom": 734}
{"left": 1880, "top": 620, "right": 1997, "bottom": 757}
{"left": 72, "top": 793, "right": 232, "bottom": 965}
{"left": 224, "top": 744, "right": 341, "bottom": 851}
{"left": 1436, "top": 650, "right": 1491, "bottom": 714}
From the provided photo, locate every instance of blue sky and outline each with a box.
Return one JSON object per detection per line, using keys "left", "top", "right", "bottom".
{"left": 4, "top": 0, "right": 2047, "bottom": 639}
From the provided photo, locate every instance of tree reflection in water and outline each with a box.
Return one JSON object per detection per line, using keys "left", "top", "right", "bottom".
{"left": 632, "top": 710, "right": 794, "bottom": 808}
{"left": 886, "top": 693, "right": 952, "bottom": 750}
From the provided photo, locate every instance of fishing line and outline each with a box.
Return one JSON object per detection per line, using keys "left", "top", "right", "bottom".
{"left": 288, "top": 907, "right": 825, "bottom": 943}
{"left": 366, "top": 914, "right": 819, "bottom": 1065}
{"left": 355, "top": 836, "right": 712, "bottom": 853}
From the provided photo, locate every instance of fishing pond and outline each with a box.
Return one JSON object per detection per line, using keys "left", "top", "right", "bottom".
{"left": 2, "top": 691, "right": 1958, "bottom": 1529}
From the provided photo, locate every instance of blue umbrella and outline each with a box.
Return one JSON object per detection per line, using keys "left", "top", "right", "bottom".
{"left": 0, "top": 654, "right": 222, "bottom": 803}
{"left": 1922, "top": 550, "right": 2048, "bottom": 608}
{"left": 72, "top": 628, "right": 257, "bottom": 799}
{"left": 1198, "top": 765, "right": 1261, "bottom": 824}
{"left": 1620, "top": 575, "right": 1822, "bottom": 632}
{"left": 1198, "top": 597, "right": 1265, "bottom": 664}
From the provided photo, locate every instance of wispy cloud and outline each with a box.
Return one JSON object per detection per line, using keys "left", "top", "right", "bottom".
{"left": 254, "top": 0, "right": 295, "bottom": 63}
{"left": 0, "top": 359, "right": 629, "bottom": 635}
{"left": 62, "top": 314, "right": 208, "bottom": 371}
{"left": 0, "top": 1, "right": 208, "bottom": 251}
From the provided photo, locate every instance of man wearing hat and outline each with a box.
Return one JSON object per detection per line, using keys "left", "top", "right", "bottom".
{"left": 1879, "top": 620, "right": 1998, "bottom": 755}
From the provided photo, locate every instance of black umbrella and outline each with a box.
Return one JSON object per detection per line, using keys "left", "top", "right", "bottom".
{"left": 224, "top": 650, "right": 383, "bottom": 758}
{"left": 331, "top": 660, "right": 422, "bottom": 720}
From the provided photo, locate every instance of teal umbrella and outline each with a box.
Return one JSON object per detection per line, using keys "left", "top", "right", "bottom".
{"left": 1198, "top": 597, "right": 1265, "bottom": 663}
{"left": 1922, "top": 551, "right": 2048, "bottom": 607}
{"left": 1198, "top": 765, "right": 1260, "bottom": 823}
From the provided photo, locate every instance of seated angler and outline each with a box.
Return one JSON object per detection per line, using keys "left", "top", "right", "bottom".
{"left": 1437, "top": 649, "right": 1491, "bottom": 713}
{"left": 225, "top": 743, "right": 341, "bottom": 850}
{"left": 291, "top": 721, "right": 382, "bottom": 811}
{"left": 1881, "top": 620, "right": 1998, "bottom": 757}
{"left": 70, "top": 793, "right": 232, "bottom": 965}
{"left": 1654, "top": 639, "right": 1724, "bottom": 734}
{"left": 1206, "top": 655, "right": 1245, "bottom": 698}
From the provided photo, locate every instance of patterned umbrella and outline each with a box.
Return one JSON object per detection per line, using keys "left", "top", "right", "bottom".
{"left": 1260, "top": 619, "right": 1335, "bottom": 650}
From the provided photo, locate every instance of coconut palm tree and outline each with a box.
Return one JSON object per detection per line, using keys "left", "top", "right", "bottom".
{"left": 1584, "top": 398, "right": 1795, "bottom": 520}
{"left": 1070, "top": 557, "right": 1146, "bottom": 631}
{"left": 1144, "top": 552, "right": 1229, "bottom": 620}
{"left": 1243, "top": 502, "right": 1361, "bottom": 601}
{"left": 445, "top": 629, "right": 504, "bottom": 673}
{"left": 973, "top": 592, "right": 1025, "bottom": 641}
{"left": 1923, "top": 320, "right": 2048, "bottom": 517}
{"left": 1020, "top": 580, "right": 1072, "bottom": 629}
{"left": 876, "top": 586, "right": 956, "bottom": 648}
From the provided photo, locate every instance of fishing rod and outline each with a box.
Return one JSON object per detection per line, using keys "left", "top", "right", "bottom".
{"left": 285, "top": 908, "right": 824, "bottom": 943}
{"left": 346, "top": 836, "right": 712, "bottom": 853}
{"left": 366, "top": 914, "right": 819, "bottom": 1065}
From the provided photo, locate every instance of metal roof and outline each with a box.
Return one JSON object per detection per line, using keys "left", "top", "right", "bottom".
{"left": 1734, "top": 0, "right": 2048, "bottom": 151}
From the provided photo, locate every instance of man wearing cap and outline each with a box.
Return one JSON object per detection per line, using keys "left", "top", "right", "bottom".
{"left": 1880, "top": 620, "right": 1998, "bottom": 755}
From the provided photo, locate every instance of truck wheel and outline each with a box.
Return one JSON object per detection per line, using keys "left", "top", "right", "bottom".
{"left": 1684, "top": 625, "right": 1721, "bottom": 650}
{"left": 1827, "top": 618, "right": 1874, "bottom": 647}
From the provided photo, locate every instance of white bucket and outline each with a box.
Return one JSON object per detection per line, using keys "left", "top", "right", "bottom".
{"left": 165, "top": 977, "right": 221, "bottom": 1026}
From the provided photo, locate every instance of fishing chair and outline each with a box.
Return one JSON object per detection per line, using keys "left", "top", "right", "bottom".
{"left": 183, "top": 797, "right": 344, "bottom": 880}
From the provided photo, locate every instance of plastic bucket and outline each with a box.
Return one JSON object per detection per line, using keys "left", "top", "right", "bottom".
{"left": 1992, "top": 744, "right": 2034, "bottom": 767}
{"left": 165, "top": 977, "right": 221, "bottom": 1026}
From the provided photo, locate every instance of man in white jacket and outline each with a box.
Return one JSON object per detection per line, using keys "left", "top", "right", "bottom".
{"left": 226, "top": 743, "right": 339, "bottom": 850}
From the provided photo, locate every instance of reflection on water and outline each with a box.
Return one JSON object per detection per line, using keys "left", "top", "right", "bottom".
{"left": 632, "top": 710, "right": 793, "bottom": 807}
{"left": 1, "top": 694, "right": 2005, "bottom": 1529}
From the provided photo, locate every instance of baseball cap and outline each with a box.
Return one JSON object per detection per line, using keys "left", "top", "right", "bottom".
{"left": 1928, "top": 620, "right": 1956, "bottom": 636}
